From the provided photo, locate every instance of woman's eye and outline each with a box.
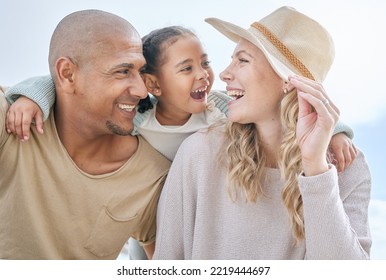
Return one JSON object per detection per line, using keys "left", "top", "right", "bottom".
{"left": 239, "top": 58, "right": 249, "bottom": 63}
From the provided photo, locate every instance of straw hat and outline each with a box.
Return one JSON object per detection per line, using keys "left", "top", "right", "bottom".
{"left": 205, "top": 6, "right": 335, "bottom": 83}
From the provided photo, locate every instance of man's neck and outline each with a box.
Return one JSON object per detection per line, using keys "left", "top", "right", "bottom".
{"left": 54, "top": 111, "right": 139, "bottom": 175}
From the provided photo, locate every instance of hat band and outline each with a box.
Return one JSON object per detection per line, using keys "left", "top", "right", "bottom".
{"left": 251, "top": 22, "right": 315, "bottom": 80}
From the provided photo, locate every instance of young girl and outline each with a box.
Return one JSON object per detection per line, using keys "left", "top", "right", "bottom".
{"left": 153, "top": 7, "right": 371, "bottom": 259}
{"left": 4, "top": 24, "right": 357, "bottom": 259}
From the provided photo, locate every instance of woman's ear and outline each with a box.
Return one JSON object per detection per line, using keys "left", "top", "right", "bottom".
{"left": 142, "top": 73, "right": 161, "bottom": 96}
{"left": 283, "top": 80, "right": 294, "bottom": 94}
{"left": 55, "top": 57, "right": 76, "bottom": 94}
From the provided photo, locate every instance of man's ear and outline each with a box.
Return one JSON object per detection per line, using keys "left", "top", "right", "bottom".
{"left": 55, "top": 57, "right": 77, "bottom": 94}
{"left": 142, "top": 73, "right": 161, "bottom": 96}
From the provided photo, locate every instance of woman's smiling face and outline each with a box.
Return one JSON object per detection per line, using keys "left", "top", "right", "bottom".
{"left": 220, "top": 38, "right": 283, "bottom": 125}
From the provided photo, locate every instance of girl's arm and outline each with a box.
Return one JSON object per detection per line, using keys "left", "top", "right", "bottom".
{"left": 5, "top": 75, "right": 55, "bottom": 120}
{"left": 4, "top": 75, "right": 56, "bottom": 140}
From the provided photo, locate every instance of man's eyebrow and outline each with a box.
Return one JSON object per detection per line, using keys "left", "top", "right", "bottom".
{"left": 112, "top": 63, "right": 135, "bottom": 70}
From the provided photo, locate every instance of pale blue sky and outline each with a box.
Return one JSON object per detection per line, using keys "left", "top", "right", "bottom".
{"left": 1, "top": 0, "right": 385, "bottom": 259}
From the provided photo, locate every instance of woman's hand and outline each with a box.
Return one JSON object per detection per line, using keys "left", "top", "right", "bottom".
{"left": 289, "top": 75, "right": 339, "bottom": 176}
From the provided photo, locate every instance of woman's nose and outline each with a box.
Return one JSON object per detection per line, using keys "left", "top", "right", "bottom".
{"left": 220, "top": 65, "right": 232, "bottom": 82}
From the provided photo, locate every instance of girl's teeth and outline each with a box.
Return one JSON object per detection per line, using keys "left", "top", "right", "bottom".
{"left": 193, "top": 86, "right": 208, "bottom": 93}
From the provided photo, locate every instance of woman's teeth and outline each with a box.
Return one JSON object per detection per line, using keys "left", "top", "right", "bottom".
{"left": 227, "top": 90, "right": 245, "bottom": 99}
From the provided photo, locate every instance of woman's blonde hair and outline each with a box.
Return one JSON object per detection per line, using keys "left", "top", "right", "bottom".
{"left": 278, "top": 88, "right": 304, "bottom": 244}
{"left": 223, "top": 122, "right": 268, "bottom": 203}
{"left": 222, "top": 88, "right": 306, "bottom": 244}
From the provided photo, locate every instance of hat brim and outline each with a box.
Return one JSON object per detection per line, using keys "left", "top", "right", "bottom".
{"left": 205, "top": 17, "right": 295, "bottom": 82}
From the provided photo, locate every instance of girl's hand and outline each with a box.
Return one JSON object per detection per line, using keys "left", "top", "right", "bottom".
{"left": 329, "top": 133, "right": 358, "bottom": 173}
{"left": 6, "top": 96, "right": 44, "bottom": 141}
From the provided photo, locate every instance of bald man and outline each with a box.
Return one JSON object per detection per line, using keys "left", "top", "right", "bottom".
{"left": 0, "top": 10, "right": 170, "bottom": 259}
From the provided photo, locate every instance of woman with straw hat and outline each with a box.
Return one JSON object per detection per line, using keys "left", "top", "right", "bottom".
{"left": 153, "top": 6, "right": 371, "bottom": 259}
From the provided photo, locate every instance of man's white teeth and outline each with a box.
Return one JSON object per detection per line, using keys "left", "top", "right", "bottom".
{"left": 192, "top": 86, "right": 208, "bottom": 93}
{"left": 118, "top": 104, "right": 135, "bottom": 112}
{"left": 227, "top": 90, "right": 245, "bottom": 97}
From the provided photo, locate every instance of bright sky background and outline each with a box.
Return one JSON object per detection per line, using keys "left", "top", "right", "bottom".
{"left": 1, "top": 0, "right": 385, "bottom": 260}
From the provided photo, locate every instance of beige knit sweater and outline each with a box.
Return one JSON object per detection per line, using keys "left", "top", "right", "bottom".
{"left": 154, "top": 125, "right": 372, "bottom": 260}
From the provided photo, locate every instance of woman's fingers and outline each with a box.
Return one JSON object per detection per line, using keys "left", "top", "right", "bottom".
{"left": 289, "top": 75, "right": 340, "bottom": 115}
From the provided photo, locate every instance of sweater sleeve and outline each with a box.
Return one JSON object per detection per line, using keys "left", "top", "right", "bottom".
{"left": 4, "top": 75, "right": 56, "bottom": 121}
{"left": 208, "top": 90, "right": 231, "bottom": 115}
{"left": 298, "top": 150, "right": 371, "bottom": 259}
{"left": 333, "top": 119, "right": 354, "bottom": 139}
